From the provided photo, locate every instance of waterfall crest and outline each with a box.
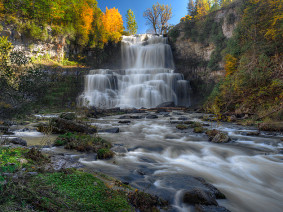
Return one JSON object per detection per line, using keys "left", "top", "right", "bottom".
{"left": 79, "top": 34, "right": 190, "bottom": 108}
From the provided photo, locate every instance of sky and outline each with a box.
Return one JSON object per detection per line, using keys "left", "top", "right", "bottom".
{"left": 97, "top": 0, "right": 188, "bottom": 34}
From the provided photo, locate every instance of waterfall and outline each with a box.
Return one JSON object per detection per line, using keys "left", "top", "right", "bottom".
{"left": 79, "top": 34, "right": 191, "bottom": 108}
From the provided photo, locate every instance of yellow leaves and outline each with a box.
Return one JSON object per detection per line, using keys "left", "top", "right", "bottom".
{"left": 225, "top": 54, "right": 238, "bottom": 76}
{"left": 80, "top": 3, "right": 94, "bottom": 34}
{"left": 195, "top": 0, "right": 210, "bottom": 20}
{"left": 181, "top": 15, "right": 192, "bottom": 22}
{"left": 102, "top": 7, "right": 123, "bottom": 43}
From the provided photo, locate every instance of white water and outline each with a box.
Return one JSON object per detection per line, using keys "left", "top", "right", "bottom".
{"left": 78, "top": 112, "right": 283, "bottom": 212}
{"left": 79, "top": 34, "right": 190, "bottom": 108}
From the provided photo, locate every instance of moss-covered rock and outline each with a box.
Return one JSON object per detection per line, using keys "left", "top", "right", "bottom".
{"left": 176, "top": 124, "right": 188, "bottom": 130}
{"left": 194, "top": 127, "right": 205, "bottom": 133}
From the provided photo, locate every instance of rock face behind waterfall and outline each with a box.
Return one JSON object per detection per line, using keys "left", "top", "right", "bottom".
{"left": 78, "top": 34, "right": 191, "bottom": 109}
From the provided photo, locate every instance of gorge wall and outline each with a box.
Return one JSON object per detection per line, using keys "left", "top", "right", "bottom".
{"left": 169, "top": 1, "right": 241, "bottom": 106}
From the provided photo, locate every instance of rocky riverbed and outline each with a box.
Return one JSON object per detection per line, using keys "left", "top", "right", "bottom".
{"left": 1, "top": 108, "right": 283, "bottom": 212}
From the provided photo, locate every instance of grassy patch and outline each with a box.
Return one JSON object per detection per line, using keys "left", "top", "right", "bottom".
{"left": 0, "top": 170, "right": 132, "bottom": 211}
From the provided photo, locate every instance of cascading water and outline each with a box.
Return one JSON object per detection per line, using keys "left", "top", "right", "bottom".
{"left": 79, "top": 34, "right": 190, "bottom": 108}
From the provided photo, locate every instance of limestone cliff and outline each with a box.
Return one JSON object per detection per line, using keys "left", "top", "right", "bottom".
{"left": 169, "top": 1, "right": 241, "bottom": 105}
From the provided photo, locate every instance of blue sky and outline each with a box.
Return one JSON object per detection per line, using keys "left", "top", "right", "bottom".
{"left": 97, "top": 0, "right": 188, "bottom": 34}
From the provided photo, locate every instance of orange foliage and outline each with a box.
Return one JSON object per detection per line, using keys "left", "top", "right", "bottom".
{"left": 0, "top": 0, "right": 4, "bottom": 17}
{"left": 81, "top": 3, "right": 94, "bottom": 34}
{"left": 102, "top": 7, "right": 123, "bottom": 42}
{"left": 225, "top": 54, "right": 238, "bottom": 76}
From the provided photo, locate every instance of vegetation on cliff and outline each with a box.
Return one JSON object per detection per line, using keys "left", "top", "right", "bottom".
{"left": 0, "top": 0, "right": 124, "bottom": 48}
{"left": 205, "top": 0, "right": 283, "bottom": 122}
{"left": 170, "top": 0, "right": 282, "bottom": 122}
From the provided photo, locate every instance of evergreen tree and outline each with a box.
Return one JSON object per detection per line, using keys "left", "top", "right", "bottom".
{"left": 126, "top": 9, "right": 138, "bottom": 35}
{"left": 187, "top": 0, "right": 194, "bottom": 15}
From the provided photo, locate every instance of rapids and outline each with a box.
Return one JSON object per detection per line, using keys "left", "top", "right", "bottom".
{"left": 79, "top": 34, "right": 190, "bottom": 108}
{"left": 78, "top": 112, "right": 283, "bottom": 212}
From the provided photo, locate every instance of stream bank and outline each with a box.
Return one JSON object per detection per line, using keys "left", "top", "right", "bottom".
{"left": 1, "top": 108, "right": 282, "bottom": 212}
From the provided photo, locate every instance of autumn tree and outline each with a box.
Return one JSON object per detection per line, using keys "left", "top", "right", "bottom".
{"left": 126, "top": 9, "right": 138, "bottom": 35}
{"left": 102, "top": 7, "right": 123, "bottom": 43}
{"left": 143, "top": 3, "right": 172, "bottom": 35}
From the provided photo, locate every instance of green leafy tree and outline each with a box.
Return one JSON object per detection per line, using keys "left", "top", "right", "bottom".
{"left": 126, "top": 9, "right": 137, "bottom": 35}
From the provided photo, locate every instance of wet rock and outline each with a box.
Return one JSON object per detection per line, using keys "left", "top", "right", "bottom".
{"left": 195, "top": 205, "right": 231, "bottom": 212}
{"left": 119, "top": 115, "right": 132, "bottom": 119}
{"left": 195, "top": 177, "right": 226, "bottom": 199}
{"left": 131, "top": 115, "right": 144, "bottom": 119}
{"left": 178, "top": 117, "right": 188, "bottom": 121}
{"left": 99, "top": 128, "right": 119, "bottom": 133}
{"left": 156, "top": 108, "right": 167, "bottom": 113}
{"left": 156, "top": 102, "right": 175, "bottom": 108}
{"left": 206, "top": 129, "right": 220, "bottom": 141}
{"left": 110, "top": 146, "right": 128, "bottom": 153}
{"left": 10, "top": 138, "right": 27, "bottom": 146}
{"left": 183, "top": 188, "right": 218, "bottom": 205}
{"left": 170, "top": 121, "right": 184, "bottom": 124}
{"left": 146, "top": 114, "right": 158, "bottom": 119}
{"left": 211, "top": 132, "right": 231, "bottom": 143}
{"left": 184, "top": 121, "right": 194, "bottom": 125}
{"left": 118, "top": 120, "right": 131, "bottom": 124}
{"left": 59, "top": 112, "right": 76, "bottom": 120}
{"left": 0, "top": 125, "right": 9, "bottom": 134}
{"left": 229, "top": 115, "right": 237, "bottom": 122}
{"left": 246, "top": 131, "right": 260, "bottom": 136}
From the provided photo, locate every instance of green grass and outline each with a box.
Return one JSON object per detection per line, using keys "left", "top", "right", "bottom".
{"left": 38, "top": 171, "right": 132, "bottom": 211}
{"left": 0, "top": 170, "right": 132, "bottom": 211}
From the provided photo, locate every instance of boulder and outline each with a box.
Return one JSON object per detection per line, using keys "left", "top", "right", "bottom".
{"left": 156, "top": 102, "right": 175, "bottom": 108}
{"left": 195, "top": 205, "right": 231, "bottom": 212}
{"left": 178, "top": 117, "right": 188, "bottom": 121}
{"left": 37, "top": 118, "right": 96, "bottom": 134}
{"left": 59, "top": 112, "right": 76, "bottom": 120}
{"left": 118, "top": 120, "right": 131, "bottom": 124}
{"left": 206, "top": 129, "right": 220, "bottom": 141}
{"left": 146, "top": 114, "right": 158, "bottom": 119}
{"left": 183, "top": 188, "right": 218, "bottom": 205}
{"left": 211, "top": 132, "right": 230, "bottom": 143}
{"left": 99, "top": 128, "right": 119, "bottom": 133}
{"left": 119, "top": 115, "right": 131, "bottom": 119}
{"left": 10, "top": 138, "right": 27, "bottom": 146}
{"left": 0, "top": 125, "right": 10, "bottom": 134}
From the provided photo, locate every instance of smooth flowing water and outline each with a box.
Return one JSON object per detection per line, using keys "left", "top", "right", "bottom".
{"left": 79, "top": 34, "right": 190, "bottom": 108}
{"left": 77, "top": 112, "right": 283, "bottom": 212}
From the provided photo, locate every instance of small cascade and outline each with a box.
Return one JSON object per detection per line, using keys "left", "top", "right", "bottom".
{"left": 79, "top": 34, "right": 190, "bottom": 108}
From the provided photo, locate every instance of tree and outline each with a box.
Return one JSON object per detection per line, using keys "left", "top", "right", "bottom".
{"left": 102, "top": 7, "right": 124, "bottom": 43}
{"left": 159, "top": 4, "right": 172, "bottom": 34}
{"left": 126, "top": 9, "right": 138, "bottom": 35}
{"left": 187, "top": 0, "right": 195, "bottom": 15}
{"left": 143, "top": 2, "right": 172, "bottom": 35}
